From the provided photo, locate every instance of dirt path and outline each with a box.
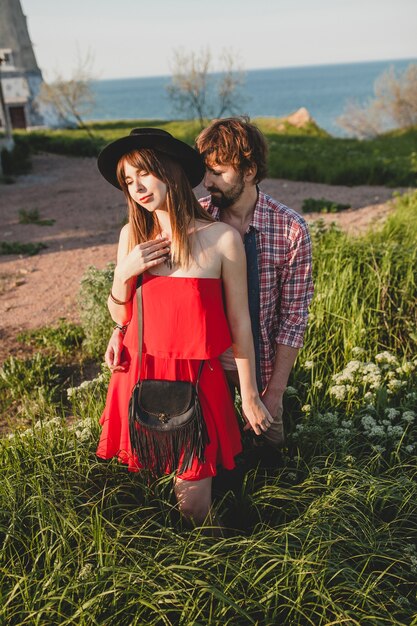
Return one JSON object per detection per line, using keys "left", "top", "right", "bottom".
{"left": 0, "top": 153, "right": 412, "bottom": 363}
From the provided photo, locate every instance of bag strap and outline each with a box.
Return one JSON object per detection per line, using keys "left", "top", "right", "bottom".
{"left": 135, "top": 277, "right": 204, "bottom": 383}
{"left": 136, "top": 281, "right": 144, "bottom": 379}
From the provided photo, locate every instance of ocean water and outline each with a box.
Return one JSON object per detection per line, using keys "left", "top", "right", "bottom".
{"left": 89, "top": 58, "right": 416, "bottom": 135}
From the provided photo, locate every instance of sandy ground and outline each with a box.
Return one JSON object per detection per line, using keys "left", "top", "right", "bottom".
{"left": 0, "top": 152, "right": 413, "bottom": 364}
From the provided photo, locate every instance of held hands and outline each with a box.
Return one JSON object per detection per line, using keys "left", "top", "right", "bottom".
{"left": 105, "top": 328, "right": 128, "bottom": 372}
{"left": 242, "top": 395, "right": 274, "bottom": 436}
{"left": 260, "top": 387, "right": 285, "bottom": 448}
{"left": 117, "top": 236, "right": 171, "bottom": 282}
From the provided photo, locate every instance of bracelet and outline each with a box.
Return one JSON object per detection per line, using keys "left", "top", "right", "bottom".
{"left": 110, "top": 289, "right": 130, "bottom": 305}
{"left": 113, "top": 322, "right": 129, "bottom": 335}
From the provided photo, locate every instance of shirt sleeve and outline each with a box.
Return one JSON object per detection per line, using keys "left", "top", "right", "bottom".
{"left": 276, "top": 218, "right": 314, "bottom": 348}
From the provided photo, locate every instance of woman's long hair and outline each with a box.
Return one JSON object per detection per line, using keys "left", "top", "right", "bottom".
{"left": 116, "top": 149, "right": 213, "bottom": 268}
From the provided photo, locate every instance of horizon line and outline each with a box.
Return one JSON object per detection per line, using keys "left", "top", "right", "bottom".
{"left": 95, "top": 55, "right": 417, "bottom": 83}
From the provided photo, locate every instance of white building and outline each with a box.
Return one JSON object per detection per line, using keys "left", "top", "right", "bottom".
{"left": 0, "top": 0, "right": 51, "bottom": 129}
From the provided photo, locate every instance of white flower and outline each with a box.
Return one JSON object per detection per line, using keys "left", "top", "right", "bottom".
{"left": 375, "top": 351, "right": 399, "bottom": 365}
{"left": 402, "top": 411, "right": 416, "bottom": 423}
{"left": 361, "top": 415, "right": 377, "bottom": 430}
{"left": 329, "top": 385, "right": 347, "bottom": 401}
{"left": 369, "top": 425, "right": 385, "bottom": 437}
{"left": 387, "top": 379, "right": 405, "bottom": 393}
{"left": 352, "top": 347, "right": 365, "bottom": 357}
{"left": 387, "top": 424, "right": 404, "bottom": 438}
{"left": 313, "top": 380, "right": 323, "bottom": 390}
{"left": 322, "top": 412, "right": 339, "bottom": 426}
{"left": 304, "top": 360, "right": 314, "bottom": 370}
{"left": 301, "top": 404, "right": 311, "bottom": 413}
{"left": 405, "top": 445, "right": 415, "bottom": 453}
{"left": 397, "top": 361, "right": 415, "bottom": 375}
{"left": 364, "top": 391, "right": 375, "bottom": 403}
{"left": 385, "top": 408, "right": 400, "bottom": 420}
{"left": 345, "top": 360, "right": 363, "bottom": 372}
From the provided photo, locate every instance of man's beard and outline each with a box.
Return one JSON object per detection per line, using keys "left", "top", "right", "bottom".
{"left": 208, "top": 176, "right": 245, "bottom": 209}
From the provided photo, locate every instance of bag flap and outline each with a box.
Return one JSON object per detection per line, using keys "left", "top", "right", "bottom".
{"left": 138, "top": 379, "right": 195, "bottom": 416}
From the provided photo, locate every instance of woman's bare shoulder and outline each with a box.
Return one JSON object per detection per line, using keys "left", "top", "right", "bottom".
{"left": 116, "top": 223, "right": 131, "bottom": 261}
{"left": 119, "top": 223, "right": 130, "bottom": 242}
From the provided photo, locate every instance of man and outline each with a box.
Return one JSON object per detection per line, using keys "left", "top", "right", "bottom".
{"left": 105, "top": 117, "right": 313, "bottom": 450}
{"left": 195, "top": 117, "right": 313, "bottom": 449}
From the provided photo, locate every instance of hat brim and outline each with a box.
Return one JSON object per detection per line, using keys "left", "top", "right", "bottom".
{"left": 97, "top": 133, "right": 205, "bottom": 189}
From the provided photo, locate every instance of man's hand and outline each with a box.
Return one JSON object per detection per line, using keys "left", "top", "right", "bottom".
{"left": 241, "top": 395, "right": 274, "bottom": 436}
{"left": 260, "top": 386, "right": 284, "bottom": 448}
{"left": 105, "top": 329, "right": 128, "bottom": 372}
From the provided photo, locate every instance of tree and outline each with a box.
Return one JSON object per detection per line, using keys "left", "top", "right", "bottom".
{"left": 38, "top": 53, "right": 95, "bottom": 138}
{"left": 337, "top": 63, "right": 417, "bottom": 138}
{"left": 166, "top": 47, "right": 246, "bottom": 127}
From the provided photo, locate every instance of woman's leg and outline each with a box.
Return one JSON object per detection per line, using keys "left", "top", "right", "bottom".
{"left": 174, "top": 476, "right": 212, "bottom": 526}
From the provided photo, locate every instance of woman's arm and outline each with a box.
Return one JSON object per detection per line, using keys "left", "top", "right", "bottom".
{"left": 105, "top": 225, "right": 170, "bottom": 370}
{"left": 109, "top": 225, "right": 171, "bottom": 325}
{"left": 219, "top": 227, "right": 273, "bottom": 435}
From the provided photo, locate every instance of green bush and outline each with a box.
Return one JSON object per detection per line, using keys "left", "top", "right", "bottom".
{"left": 15, "top": 121, "right": 417, "bottom": 186}
{"left": 302, "top": 197, "right": 351, "bottom": 213}
{"left": 289, "top": 190, "right": 417, "bottom": 438}
{"left": 17, "top": 319, "right": 85, "bottom": 357}
{"left": 18, "top": 208, "right": 56, "bottom": 226}
{"left": 0, "top": 353, "right": 62, "bottom": 424}
{"left": 78, "top": 263, "right": 115, "bottom": 360}
{"left": 0, "top": 241, "right": 47, "bottom": 256}
{"left": 0, "top": 136, "right": 32, "bottom": 175}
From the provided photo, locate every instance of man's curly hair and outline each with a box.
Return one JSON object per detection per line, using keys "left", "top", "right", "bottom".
{"left": 195, "top": 116, "right": 268, "bottom": 184}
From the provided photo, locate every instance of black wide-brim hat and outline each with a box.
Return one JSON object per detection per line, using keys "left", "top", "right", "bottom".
{"left": 97, "top": 127, "right": 205, "bottom": 189}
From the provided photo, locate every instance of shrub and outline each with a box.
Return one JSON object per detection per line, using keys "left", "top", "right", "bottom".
{"left": 302, "top": 197, "right": 351, "bottom": 213}
{"left": 292, "top": 350, "right": 417, "bottom": 459}
{"left": 0, "top": 353, "right": 62, "bottom": 423}
{"left": 17, "top": 319, "right": 85, "bottom": 358}
{"left": 18, "top": 208, "right": 56, "bottom": 226}
{"left": 78, "top": 263, "right": 115, "bottom": 360}
{"left": 0, "top": 241, "right": 47, "bottom": 256}
{"left": 0, "top": 137, "right": 32, "bottom": 175}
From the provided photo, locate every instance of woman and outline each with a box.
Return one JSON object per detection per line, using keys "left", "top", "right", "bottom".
{"left": 96, "top": 128, "right": 273, "bottom": 525}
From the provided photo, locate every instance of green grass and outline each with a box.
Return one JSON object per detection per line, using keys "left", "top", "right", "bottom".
{"left": 301, "top": 197, "right": 351, "bottom": 213}
{"left": 18, "top": 208, "right": 56, "bottom": 226}
{"left": 0, "top": 241, "right": 47, "bottom": 256}
{"left": 13, "top": 120, "right": 417, "bottom": 187}
{"left": 17, "top": 319, "right": 85, "bottom": 357}
{"left": 1, "top": 190, "right": 417, "bottom": 623}
{"left": 1, "top": 425, "right": 417, "bottom": 624}
{"left": 265, "top": 127, "right": 417, "bottom": 186}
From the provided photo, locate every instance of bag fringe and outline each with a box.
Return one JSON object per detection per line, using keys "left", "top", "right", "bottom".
{"left": 129, "top": 394, "right": 209, "bottom": 476}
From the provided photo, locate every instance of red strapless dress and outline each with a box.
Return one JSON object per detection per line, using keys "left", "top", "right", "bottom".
{"left": 97, "top": 273, "right": 242, "bottom": 480}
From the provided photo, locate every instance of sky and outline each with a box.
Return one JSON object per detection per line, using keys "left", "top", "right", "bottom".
{"left": 19, "top": 0, "right": 417, "bottom": 81}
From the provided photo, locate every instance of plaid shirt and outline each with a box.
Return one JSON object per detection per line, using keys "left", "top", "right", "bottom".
{"left": 199, "top": 190, "right": 314, "bottom": 388}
